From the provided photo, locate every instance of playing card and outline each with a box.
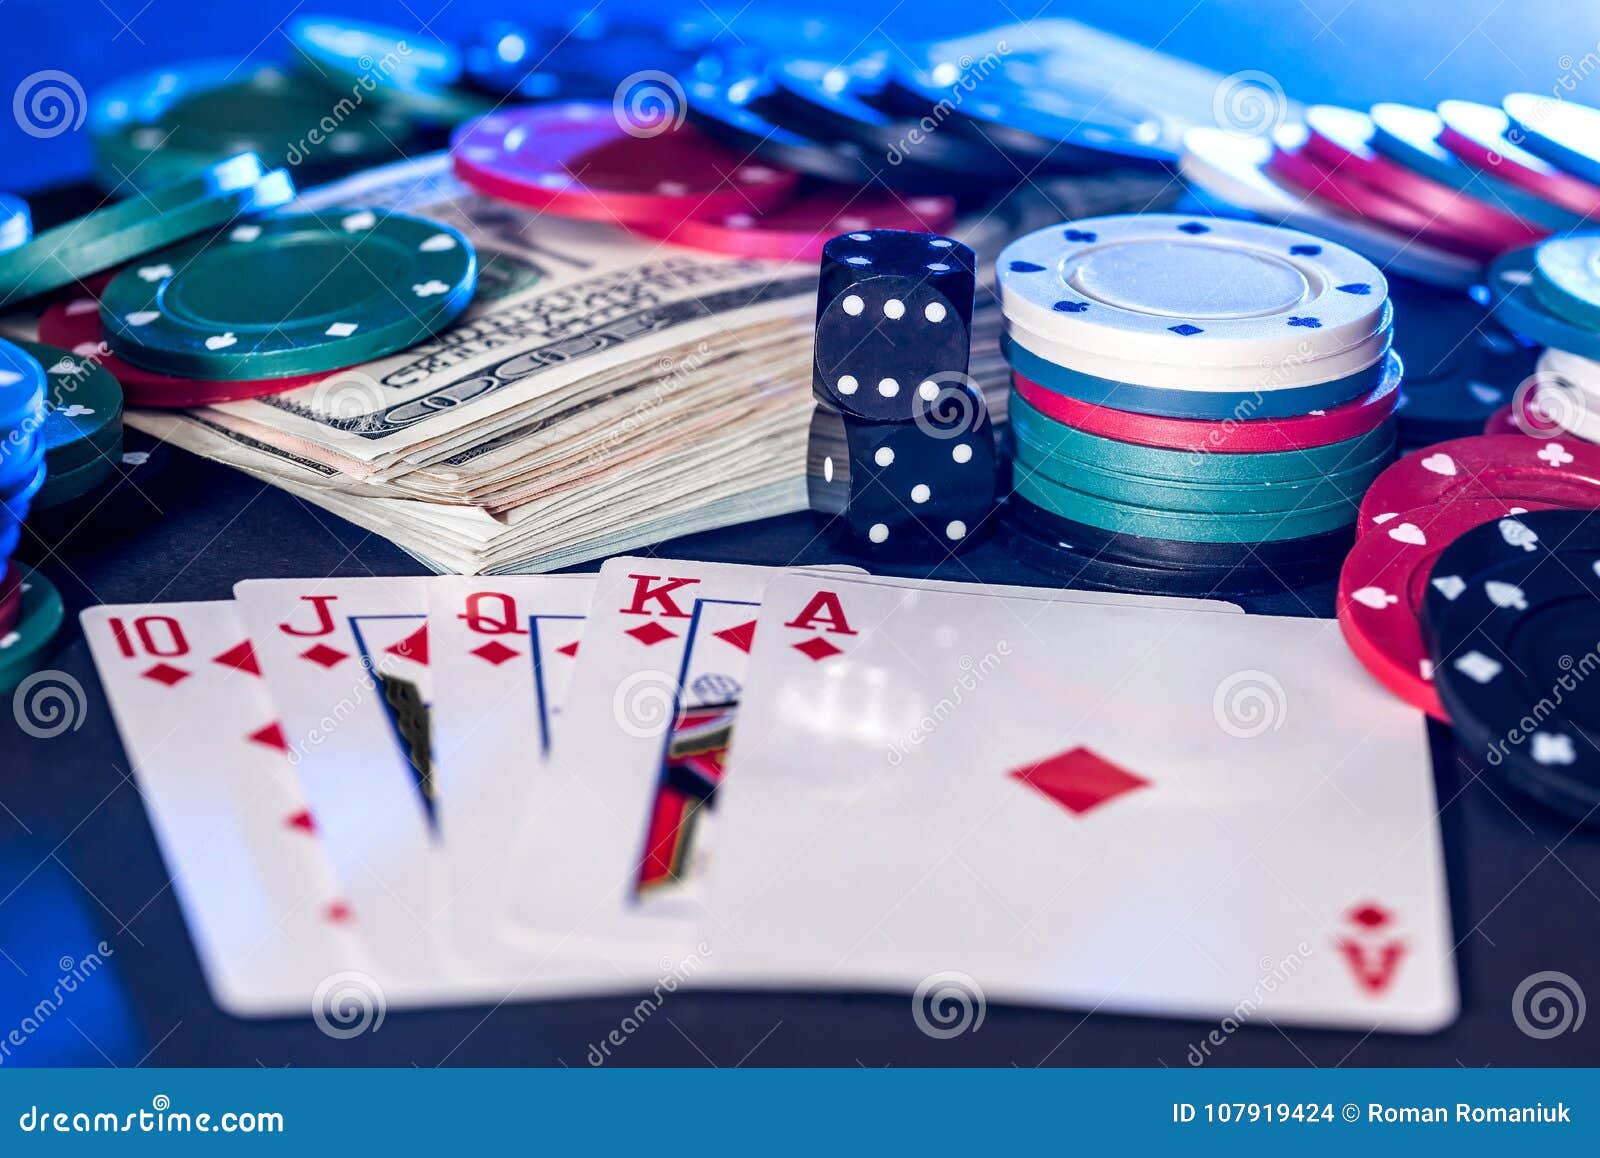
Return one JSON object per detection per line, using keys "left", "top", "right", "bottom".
{"left": 233, "top": 577, "right": 447, "bottom": 977}
{"left": 427, "top": 574, "right": 596, "bottom": 954}
{"left": 82, "top": 602, "right": 370, "bottom": 1015}
{"left": 701, "top": 574, "right": 1457, "bottom": 1031}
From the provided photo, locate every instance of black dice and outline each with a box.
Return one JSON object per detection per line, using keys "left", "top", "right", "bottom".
{"left": 808, "top": 381, "right": 997, "bottom": 559}
{"left": 813, "top": 229, "right": 976, "bottom": 423}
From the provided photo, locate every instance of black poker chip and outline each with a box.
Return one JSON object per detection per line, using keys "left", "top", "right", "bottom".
{"left": 18, "top": 429, "right": 178, "bottom": 558}
{"left": 1388, "top": 277, "right": 1537, "bottom": 448}
{"left": 683, "top": 69, "right": 872, "bottom": 187}
{"left": 1420, "top": 507, "right": 1600, "bottom": 657}
{"left": 1431, "top": 554, "right": 1600, "bottom": 825}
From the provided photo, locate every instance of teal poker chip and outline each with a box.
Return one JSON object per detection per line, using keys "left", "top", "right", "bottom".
{"left": 12, "top": 340, "right": 124, "bottom": 474}
{"left": 32, "top": 435, "right": 121, "bottom": 512}
{"left": 290, "top": 16, "right": 491, "bottom": 125}
{"left": 1014, "top": 469, "right": 1361, "bottom": 544}
{"left": 1488, "top": 245, "right": 1600, "bottom": 359}
{"left": 1531, "top": 236, "right": 1600, "bottom": 332}
{"left": 0, "top": 568, "right": 64, "bottom": 694}
{"left": 90, "top": 60, "right": 418, "bottom": 195}
{"left": 0, "top": 158, "right": 295, "bottom": 308}
{"left": 101, "top": 210, "right": 477, "bottom": 381}
{"left": 0, "top": 339, "right": 45, "bottom": 429}
{"left": 1008, "top": 385, "right": 1397, "bottom": 485}
{"left": 1000, "top": 331, "right": 1389, "bottom": 420}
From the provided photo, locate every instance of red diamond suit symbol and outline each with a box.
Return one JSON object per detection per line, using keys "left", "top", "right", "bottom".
{"left": 1008, "top": 746, "right": 1149, "bottom": 816}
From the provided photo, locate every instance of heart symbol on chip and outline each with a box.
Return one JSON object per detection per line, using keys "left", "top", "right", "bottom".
{"left": 125, "top": 311, "right": 159, "bottom": 327}
{"left": 1420, "top": 453, "right": 1456, "bottom": 477}
{"left": 418, "top": 234, "right": 456, "bottom": 252}
{"left": 205, "top": 332, "right": 238, "bottom": 351}
{"left": 138, "top": 263, "right": 174, "bottom": 282}
{"left": 1387, "top": 523, "right": 1426, "bottom": 546}
{"left": 1351, "top": 585, "right": 1397, "bottom": 611}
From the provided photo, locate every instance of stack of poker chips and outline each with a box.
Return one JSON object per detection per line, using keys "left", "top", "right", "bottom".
{"left": 997, "top": 214, "right": 1401, "bottom": 595}
{"left": 805, "top": 229, "right": 998, "bottom": 560}
{"left": 1485, "top": 233, "right": 1600, "bottom": 444}
{"left": 0, "top": 340, "right": 65, "bottom": 693}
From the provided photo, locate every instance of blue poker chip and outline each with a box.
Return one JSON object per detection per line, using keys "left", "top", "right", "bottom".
{"left": 1488, "top": 244, "right": 1600, "bottom": 359}
{"left": 0, "top": 429, "right": 42, "bottom": 494}
{"left": 1368, "top": 102, "right": 1584, "bottom": 232}
{"left": 0, "top": 340, "right": 45, "bottom": 430}
{"left": 0, "top": 456, "right": 46, "bottom": 528}
{"left": 1504, "top": 93, "right": 1600, "bottom": 188}
{"left": 1001, "top": 332, "right": 1395, "bottom": 420}
{"left": 0, "top": 194, "right": 30, "bottom": 253}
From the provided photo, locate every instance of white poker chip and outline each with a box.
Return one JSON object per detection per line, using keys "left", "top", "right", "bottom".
{"left": 996, "top": 212, "right": 1389, "bottom": 367}
{"left": 1003, "top": 300, "right": 1393, "bottom": 392}
{"left": 1534, "top": 235, "right": 1600, "bottom": 322}
{"left": 1538, "top": 345, "right": 1600, "bottom": 397}
{"left": 1178, "top": 128, "right": 1482, "bottom": 290}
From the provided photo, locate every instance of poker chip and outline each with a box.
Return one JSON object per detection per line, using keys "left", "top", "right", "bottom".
{"left": 629, "top": 186, "right": 956, "bottom": 263}
{"left": 1010, "top": 358, "right": 1400, "bottom": 454}
{"left": 452, "top": 103, "right": 800, "bottom": 227}
{"left": 1482, "top": 400, "right": 1546, "bottom": 438}
{"left": 1301, "top": 106, "right": 1544, "bottom": 248}
{"left": 0, "top": 158, "right": 295, "bottom": 308}
{"left": 0, "top": 339, "right": 46, "bottom": 430}
{"left": 33, "top": 434, "right": 123, "bottom": 513}
{"left": 1369, "top": 102, "right": 1585, "bottom": 231}
{"left": 1266, "top": 125, "right": 1490, "bottom": 259}
{"left": 1430, "top": 554, "right": 1600, "bottom": 824}
{"left": 12, "top": 339, "right": 124, "bottom": 474}
{"left": 38, "top": 297, "right": 322, "bottom": 407}
{"left": 0, "top": 563, "right": 20, "bottom": 637}
{"left": 21, "top": 430, "right": 177, "bottom": 557}
{"left": 1531, "top": 235, "right": 1600, "bottom": 330}
{"left": 462, "top": 13, "right": 716, "bottom": 103}
{"left": 101, "top": 209, "right": 476, "bottom": 381}
{"left": 996, "top": 214, "right": 1389, "bottom": 367}
{"left": 1338, "top": 498, "right": 1558, "bottom": 719}
{"left": 0, "top": 429, "right": 42, "bottom": 495}
{"left": 1487, "top": 244, "right": 1600, "bottom": 360}
{"left": 1178, "top": 127, "right": 1483, "bottom": 289}
{"left": 289, "top": 16, "right": 491, "bottom": 125}
{"left": 1504, "top": 93, "right": 1600, "bottom": 188}
{"left": 90, "top": 59, "right": 416, "bottom": 193}
{"left": 1387, "top": 277, "right": 1536, "bottom": 446}
{"left": 683, "top": 71, "right": 876, "bottom": 187}
{"left": 0, "top": 194, "right": 31, "bottom": 253}
{"left": 1357, "top": 434, "right": 1600, "bottom": 536}
{"left": 1436, "top": 100, "right": 1600, "bottom": 219}
{"left": 0, "top": 568, "right": 64, "bottom": 695}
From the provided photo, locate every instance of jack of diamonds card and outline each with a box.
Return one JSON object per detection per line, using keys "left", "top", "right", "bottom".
{"left": 700, "top": 575, "right": 1458, "bottom": 1031}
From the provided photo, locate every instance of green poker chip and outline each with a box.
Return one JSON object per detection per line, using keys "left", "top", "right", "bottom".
{"left": 0, "top": 158, "right": 295, "bottom": 308}
{"left": 289, "top": 16, "right": 492, "bottom": 125}
{"left": 0, "top": 568, "right": 64, "bottom": 694}
{"left": 12, "top": 340, "right": 124, "bottom": 475}
{"left": 101, "top": 210, "right": 477, "bottom": 381}
{"left": 1014, "top": 470, "right": 1363, "bottom": 544}
{"left": 32, "top": 434, "right": 124, "bottom": 512}
{"left": 1008, "top": 387, "right": 1396, "bottom": 485}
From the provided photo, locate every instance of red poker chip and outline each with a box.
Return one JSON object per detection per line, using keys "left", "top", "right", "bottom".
{"left": 39, "top": 297, "right": 322, "bottom": 407}
{"left": 1357, "top": 434, "right": 1600, "bottom": 536}
{"left": 1436, "top": 100, "right": 1600, "bottom": 218}
{"left": 1011, "top": 359, "right": 1399, "bottom": 454}
{"left": 626, "top": 186, "right": 956, "bottom": 263}
{"left": 1338, "top": 498, "right": 1559, "bottom": 719}
{"left": 1267, "top": 129, "right": 1491, "bottom": 259}
{"left": 0, "top": 563, "right": 20, "bottom": 637}
{"left": 1302, "top": 106, "right": 1545, "bottom": 249}
{"left": 1482, "top": 393, "right": 1563, "bottom": 438}
{"left": 451, "top": 102, "right": 799, "bottom": 226}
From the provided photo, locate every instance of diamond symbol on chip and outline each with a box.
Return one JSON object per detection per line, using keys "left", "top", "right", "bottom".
{"left": 419, "top": 234, "right": 456, "bottom": 252}
{"left": 141, "top": 662, "right": 190, "bottom": 686}
{"left": 1454, "top": 650, "right": 1503, "bottom": 684}
{"left": 1484, "top": 580, "right": 1528, "bottom": 610}
{"left": 1168, "top": 323, "right": 1203, "bottom": 336}
{"left": 1009, "top": 746, "right": 1148, "bottom": 816}
{"left": 625, "top": 621, "right": 678, "bottom": 646}
{"left": 1532, "top": 732, "right": 1578, "bottom": 767}
{"left": 326, "top": 322, "right": 358, "bottom": 337}
{"left": 470, "top": 640, "right": 519, "bottom": 666}
{"left": 299, "top": 642, "right": 349, "bottom": 668}
{"left": 125, "top": 311, "right": 159, "bottom": 326}
{"left": 1430, "top": 574, "right": 1467, "bottom": 602}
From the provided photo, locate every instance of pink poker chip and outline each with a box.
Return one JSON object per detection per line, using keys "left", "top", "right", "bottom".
{"left": 1302, "top": 106, "right": 1545, "bottom": 250}
{"left": 1268, "top": 127, "right": 1493, "bottom": 259}
{"left": 1437, "top": 100, "right": 1600, "bottom": 219}
{"left": 626, "top": 185, "right": 956, "bottom": 263}
{"left": 451, "top": 102, "right": 800, "bottom": 227}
